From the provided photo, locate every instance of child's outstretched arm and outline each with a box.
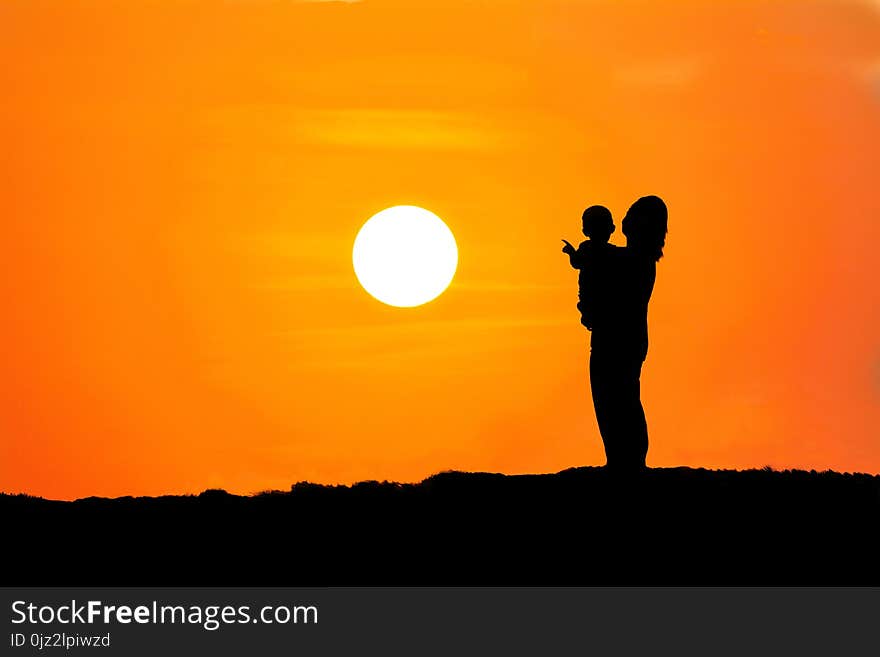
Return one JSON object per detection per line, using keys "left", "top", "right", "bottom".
{"left": 561, "top": 239, "right": 581, "bottom": 269}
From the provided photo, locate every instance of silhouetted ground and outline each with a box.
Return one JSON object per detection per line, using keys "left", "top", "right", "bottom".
{"left": 4, "top": 467, "right": 879, "bottom": 584}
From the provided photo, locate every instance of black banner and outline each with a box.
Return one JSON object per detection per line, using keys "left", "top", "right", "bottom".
{"left": 2, "top": 588, "right": 877, "bottom": 656}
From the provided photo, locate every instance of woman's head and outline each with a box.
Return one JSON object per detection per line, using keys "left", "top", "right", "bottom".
{"left": 622, "top": 195, "right": 667, "bottom": 261}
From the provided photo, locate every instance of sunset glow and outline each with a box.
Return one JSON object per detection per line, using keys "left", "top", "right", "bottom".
{"left": 1, "top": 0, "right": 878, "bottom": 500}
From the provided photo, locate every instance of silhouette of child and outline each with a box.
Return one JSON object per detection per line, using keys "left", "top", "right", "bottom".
{"left": 562, "top": 205, "right": 616, "bottom": 330}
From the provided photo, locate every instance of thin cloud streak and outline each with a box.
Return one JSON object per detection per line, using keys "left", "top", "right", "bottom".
{"left": 271, "top": 315, "right": 570, "bottom": 339}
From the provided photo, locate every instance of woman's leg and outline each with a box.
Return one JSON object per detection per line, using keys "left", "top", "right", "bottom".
{"left": 590, "top": 352, "right": 634, "bottom": 469}
{"left": 589, "top": 352, "right": 618, "bottom": 468}
{"left": 591, "top": 353, "right": 649, "bottom": 471}
{"left": 620, "top": 358, "right": 648, "bottom": 469}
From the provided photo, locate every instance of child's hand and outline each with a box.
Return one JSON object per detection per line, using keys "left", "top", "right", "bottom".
{"left": 561, "top": 239, "right": 575, "bottom": 255}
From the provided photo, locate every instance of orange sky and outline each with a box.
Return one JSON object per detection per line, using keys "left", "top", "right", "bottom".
{"left": 2, "top": 0, "right": 879, "bottom": 499}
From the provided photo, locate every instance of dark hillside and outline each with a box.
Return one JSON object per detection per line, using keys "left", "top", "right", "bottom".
{"left": 4, "top": 467, "right": 878, "bottom": 584}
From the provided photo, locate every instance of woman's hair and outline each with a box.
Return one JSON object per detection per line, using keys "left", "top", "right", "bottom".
{"left": 622, "top": 195, "right": 668, "bottom": 262}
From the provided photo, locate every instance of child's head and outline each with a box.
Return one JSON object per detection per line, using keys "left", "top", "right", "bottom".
{"left": 581, "top": 205, "right": 615, "bottom": 243}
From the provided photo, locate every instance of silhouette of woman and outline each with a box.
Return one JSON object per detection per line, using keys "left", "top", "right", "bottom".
{"left": 588, "top": 196, "right": 667, "bottom": 471}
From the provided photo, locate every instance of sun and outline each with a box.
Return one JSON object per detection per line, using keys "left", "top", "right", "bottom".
{"left": 353, "top": 206, "right": 458, "bottom": 308}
